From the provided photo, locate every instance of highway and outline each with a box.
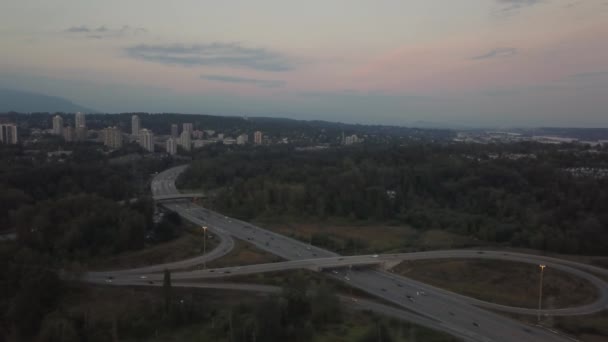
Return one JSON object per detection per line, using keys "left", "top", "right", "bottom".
{"left": 88, "top": 165, "right": 607, "bottom": 342}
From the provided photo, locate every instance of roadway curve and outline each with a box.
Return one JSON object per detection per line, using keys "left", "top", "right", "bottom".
{"left": 88, "top": 251, "right": 608, "bottom": 316}
{"left": 86, "top": 164, "right": 608, "bottom": 342}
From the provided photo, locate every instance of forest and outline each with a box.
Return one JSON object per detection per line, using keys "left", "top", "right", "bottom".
{"left": 179, "top": 143, "right": 608, "bottom": 255}
{"left": 0, "top": 143, "right": 176, "bottom": 257}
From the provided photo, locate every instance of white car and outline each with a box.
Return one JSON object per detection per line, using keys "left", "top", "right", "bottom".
{"left": 139, "top": 275, "right": 147, "bottom": 279}
{"left": 372, "top": 254, "right": 379, "bottom": 258}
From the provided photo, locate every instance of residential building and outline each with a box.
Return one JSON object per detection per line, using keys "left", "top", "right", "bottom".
{"left": 344, "top": 134, "right": 360, "bottom": 145}
{"left": 180, "top": 130, "right": 191, "bottom": 151}
{"left": 0, "top": 123, "right": 18, "bottom": 144}
{"left": 236, "top": 133, "right": 248, "bottom": 145}
{"left": 131, "top": 115, "right": 140, "bottom": 136}
{"left": 75, "top": 112, "right": 87, "bottom": 141}
{"left": 193, "top": 130, "right": 204, "bottom": 139}
{"left": 166, "top": 138, "right": 177, "bottom": 155}
{"left": 254, "top": 131, "right": 263, "bottom": 145}
{"left": 103, "top": 126, "right": 123, "bottom": 149}
{"left": 183, "top": 123, "right": 193, "bottom": 136}
{"left": 52, "top": 115, "right": 64, "bottom": 136}
{"left": 222, "top": 137, "right": 236, "bottom": 145}
{"left": 171, "top": 124, "right": 179, "bottom": 138}
{"left": 139, "top": 129, "right": 154, "bottom": 152}
{"left": 217, "top": 133, "right": 225, "bottom": 141}
{"left": 63, "top": 126, "right": 74, "bottom": 142}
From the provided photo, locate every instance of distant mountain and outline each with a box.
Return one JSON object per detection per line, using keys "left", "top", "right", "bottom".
{"left": 0, "top": 88, "right": 96, "bottom": 113}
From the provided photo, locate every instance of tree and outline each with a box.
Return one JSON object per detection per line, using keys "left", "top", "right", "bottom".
{"left": 163, "top": 269, "right": 172, "bottom": 315}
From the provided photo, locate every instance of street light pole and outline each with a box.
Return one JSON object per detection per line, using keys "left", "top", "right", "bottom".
{"left": 537, "top": 264, "right": 546, "bottom": 323}
{"left": 202, "top": 226, "right": 208, "bottom": 269}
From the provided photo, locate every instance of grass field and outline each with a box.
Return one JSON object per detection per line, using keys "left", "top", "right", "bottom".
{"left": 205, "top": 239, "right": 283, "bottom": 269}
{"left": 257, "top": 220, "right": 480, "bottom": 254}
{"left": 89, "top": 230, "right": 219, "bottom": 271}
{"left": 394, "top": 259, "right": 598, "bottom": 309}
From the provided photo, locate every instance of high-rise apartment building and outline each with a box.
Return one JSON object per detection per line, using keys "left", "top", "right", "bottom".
{"left": 63, "top": 126, "right": 74, "bottom": 142}
{"left": 52, "top": 115, "right": 64, "bottom": 136}
{"left": 131, "top": 115, "right": 140, "bottom": 136}
{"left": 103, "top": 126, "right": 123, "bottom": 149}
{"left": 179, "top": 131, "right": 191, "bottom": 151}
{"left": 139, "top": 129, "right": 154, "bottom": 152}
{"left": 75, "top": 112, "right": 87, "bottom": 141}
{"left": 183, "top": 123, "right": 193, "bottom": 136}
{"left": 171, "top": 124, "right": 179, "bottom": 138}
{"left": 0, "top": 124, "right": 18, "bottom": 144}
{"left": 254, "top": 131, "right": 263, "bottom": 145}
{"left": 166, "top": 138, "right": 177, "bottom": 155}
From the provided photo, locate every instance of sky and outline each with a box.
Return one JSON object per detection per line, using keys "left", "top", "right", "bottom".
{"left": 1, "top": 0, "right": 607, "bottom": 127}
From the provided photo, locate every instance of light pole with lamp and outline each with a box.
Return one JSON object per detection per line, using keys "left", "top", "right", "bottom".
{"left": 537, "top": 264, "right": 546, "bottom": 323}
{"left": 202, "top": 226, "right": 208, "bottom": 269}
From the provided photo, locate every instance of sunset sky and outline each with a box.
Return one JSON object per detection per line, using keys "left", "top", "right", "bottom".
{"left": 1, "top": 0, "right": 607, "bottom": 126}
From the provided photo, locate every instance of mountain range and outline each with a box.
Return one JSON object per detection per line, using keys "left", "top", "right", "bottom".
{"left": 0, "top": 88, "right": 96, "bottom": 113}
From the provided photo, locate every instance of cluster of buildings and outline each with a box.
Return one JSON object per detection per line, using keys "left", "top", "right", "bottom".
{"left": 454, "top": 131, "right": 608, "bottom": 147}
{"left": 3, "top": 113, "right": 279, "bottom": 152}
{"left": 52, "top": 112, "right": 88, "bottom": 142}
{"left": 342, "top": 132, "right": 361, "bottom": 145}
{"left": 103, "top": 115, "right": 267, "bottom": 155}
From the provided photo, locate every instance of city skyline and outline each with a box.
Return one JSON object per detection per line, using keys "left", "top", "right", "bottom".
{"left": 1, "top": 0, "right": 607, "bottom": 127}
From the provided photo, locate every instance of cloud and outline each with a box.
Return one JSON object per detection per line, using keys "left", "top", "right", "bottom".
{"left": 471, "top": 48, "right": 517, "bottom": 60}
{"left": 64, "top": 25, "right": 147, "bottom": 39}
{"left": 201, "top": 74, "right": 285, "bottom": 88}
{"left": 65, "top": 26, "right": 91, "bottom": 33}
{"left": 125, "top": 43, "right": 295, "bottom": 72}
{"left": 495, "top": 0, "right": 544, "bottom": 15}
{"left": 566, "top": 71, "right": 608, "bottom": 81}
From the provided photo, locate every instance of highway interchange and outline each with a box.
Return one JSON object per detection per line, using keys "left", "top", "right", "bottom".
{"left": 87, "top": 165, "right": 608, "bottom": 342}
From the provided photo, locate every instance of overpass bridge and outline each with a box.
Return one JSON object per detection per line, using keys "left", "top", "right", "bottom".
{"left": 153, "top": 193, "right": 206, "bottom": 201}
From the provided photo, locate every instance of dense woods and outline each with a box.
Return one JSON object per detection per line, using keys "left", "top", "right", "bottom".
{"left": 179, "top": 143, "right": 608, "bottom": 255}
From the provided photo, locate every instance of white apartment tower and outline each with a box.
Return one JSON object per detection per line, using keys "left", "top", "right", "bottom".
{"left": 52, "top": 115, "right": 64, "bottom": 136}
{"left": 139, "top": 129, "right": 154, "bottom": 152}
{"left": 180, "top": 130, "right": 191, "bottom": 151}
{"left": 0, "top": 124, "right": 18, "bottom": 144}
{"left": 166, "top": 138, "right": 177, "bottom": 155}
{"left": 131, "top": 115, "right": 141, "bottom": 136}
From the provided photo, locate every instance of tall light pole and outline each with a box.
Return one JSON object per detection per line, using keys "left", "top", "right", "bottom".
{"left": 537, "top": 264, "right": 546, "bottom": 323}
{"left": 202, "top": 226, "right": 208, "bottom": 269}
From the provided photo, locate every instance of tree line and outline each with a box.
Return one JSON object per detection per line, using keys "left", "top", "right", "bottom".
{"left": 179, "top": 143, "right": 608, "bottom": 255}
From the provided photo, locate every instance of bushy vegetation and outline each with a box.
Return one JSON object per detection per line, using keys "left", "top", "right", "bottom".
{"left": 179, "top": 143, "right": 608, "bottom": 255}
{"left": 15, "top": 194, "right": 149, "bottom": 258}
